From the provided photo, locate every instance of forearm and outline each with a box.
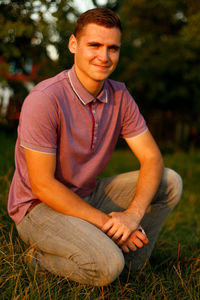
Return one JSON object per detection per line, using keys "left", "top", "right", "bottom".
{"left": 33, "top": 178, "right": 109, "bottom": 229}
{"left": 126, "top": 154, "right": 164, "bottom": 222}
{"left": 101, "top": 131, "right": 164, "bottom": 251}
{"left": 24, "top": 148, "right": 109, "bottom": 229}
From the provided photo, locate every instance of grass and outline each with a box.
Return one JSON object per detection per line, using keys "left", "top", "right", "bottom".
{"left": 0, "top": 130, "right": 200, "bottom": 299}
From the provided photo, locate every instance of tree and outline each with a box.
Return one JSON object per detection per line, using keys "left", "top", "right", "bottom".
{"left": 0, "top": 0, "right": 49, "bottom": 113}
{"left": 112, "top": 0, "right": 200, "bottom": 115}
{"left": 0, "top": 0, "right": 52, "bottom": 80}
{"left": 0, "top": 0, "right": 76, "bottom": 118}
{"left": 51, "top": 0, "right": 78, "bottom": 71}
{"left": 91, "top": 0, "right": 119, "bottom": 10}
{"left": 1, "top": 0, "right": 200, "bottom": 120}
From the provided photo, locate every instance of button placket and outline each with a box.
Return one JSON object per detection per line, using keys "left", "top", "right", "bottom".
{"left": 92, "top": 103, "right": 98, "bottom": 148}
{"left": 89, "top": 101, "right": 99, "bottom": 150}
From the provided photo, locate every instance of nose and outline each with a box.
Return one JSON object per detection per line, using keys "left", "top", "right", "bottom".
{"left": 98, "top": 47, "right": 109, "bottom": 62}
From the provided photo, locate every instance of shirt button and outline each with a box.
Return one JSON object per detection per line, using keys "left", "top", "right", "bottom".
{"left": 93, "top": 99, "right": 96, "bottom": 103}
{"left": 95, "top": 123, "right": 98, "bottom": 128}
{"left": 92, "top": 109, "right": 96, "bottom": 114}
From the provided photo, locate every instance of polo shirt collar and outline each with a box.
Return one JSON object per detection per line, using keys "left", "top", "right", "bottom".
{"left": 68, "top": 65, "right": 108, "bottom": 105}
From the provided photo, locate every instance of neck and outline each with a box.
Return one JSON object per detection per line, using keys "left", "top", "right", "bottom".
{"left": 74, "top": 66, "right": 104, "bottom": 97}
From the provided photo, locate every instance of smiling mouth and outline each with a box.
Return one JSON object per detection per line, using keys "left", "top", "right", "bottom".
{"left": 93, "top": 64, "right": 110, "bottom": 70}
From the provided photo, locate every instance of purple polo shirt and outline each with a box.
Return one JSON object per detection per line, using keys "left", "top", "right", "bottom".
{"left": 8, "top": 65, "right": 147, "bottom": 224}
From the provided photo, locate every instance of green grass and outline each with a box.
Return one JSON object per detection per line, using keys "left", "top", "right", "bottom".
{"left": 0, "top": 130, "right": 200, "bottom": 299}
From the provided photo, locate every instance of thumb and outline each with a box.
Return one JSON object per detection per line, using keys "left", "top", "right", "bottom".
{"left": 108, "top": 212, "right": 114, "bottom": 217}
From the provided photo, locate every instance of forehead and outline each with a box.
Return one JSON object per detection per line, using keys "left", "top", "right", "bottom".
{"left": 78, "top": 23, "right": 122, "bottom": 44}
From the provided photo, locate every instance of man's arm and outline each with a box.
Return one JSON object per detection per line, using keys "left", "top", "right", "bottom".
{"left": 125, "top": 129, "right": 164, "bottom": 220}
{"left": 102, "top": 129, "right": 164, "bottom": 244}
{"left": 24, "top": 148, "right": 109, "bottom": 229}
{"left": 24, "top": 147, "right": 148, "bottom": 253}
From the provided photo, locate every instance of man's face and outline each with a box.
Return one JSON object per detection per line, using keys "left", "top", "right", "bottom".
{"left": 69, "top": 23, "right": 121, "bottom": 89}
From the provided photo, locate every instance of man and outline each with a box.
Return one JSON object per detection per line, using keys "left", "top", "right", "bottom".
{"left": 8, "top": 8, "right": 182, "bottom": 286}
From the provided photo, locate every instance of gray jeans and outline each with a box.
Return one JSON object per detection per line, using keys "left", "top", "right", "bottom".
{"left": 16, "top": 168, "right": 182, "bottom": 286}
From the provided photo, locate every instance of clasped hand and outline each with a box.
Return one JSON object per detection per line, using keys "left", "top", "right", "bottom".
{"left": 101, "top": 211, "right": 149, "bottom": 253}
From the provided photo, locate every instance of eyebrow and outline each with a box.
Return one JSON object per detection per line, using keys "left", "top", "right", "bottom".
{"left": 87, "top": 42, "right": 121, "bottom": 49}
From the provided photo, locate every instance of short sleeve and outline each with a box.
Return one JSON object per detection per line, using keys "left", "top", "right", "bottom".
{"left": 120, "top": 88, "right": 148, "bottom": 138}
{"left": 19, "top": 90, "right": 59, "bottom": 154}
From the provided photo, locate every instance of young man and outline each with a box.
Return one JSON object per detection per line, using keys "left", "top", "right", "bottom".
{"left": 8, "top": 8, "right": 182, "bottom": 286}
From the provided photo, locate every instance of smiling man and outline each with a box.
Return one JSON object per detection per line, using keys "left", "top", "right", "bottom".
{"left": 69, "top": 22, "right": 121, "bottom": 95}
{"left": 8, "top": 8, "right": 182, "bottom": 286}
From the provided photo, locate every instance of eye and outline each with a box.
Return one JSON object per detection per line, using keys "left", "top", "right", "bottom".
{"left": 89, "top": 43, "right": 101, "bottom": 48}
{"left": 109, "top": 46, "right": 120, "bottom": 53}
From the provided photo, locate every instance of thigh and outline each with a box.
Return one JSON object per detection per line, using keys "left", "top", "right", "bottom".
{"left": 88, "top": 168, "right": 182, "bottom": 213}
{"left": 16, "top": 203, "right": 124, "bottom": 274}
{"left": 17, "top": 203, "right": 125, "bottom": 285}
{"left": 87, "top": 171, "right": 140, "bottom": 214}
{"left": 152, "top": 167, "right": 182, "bottom": 208}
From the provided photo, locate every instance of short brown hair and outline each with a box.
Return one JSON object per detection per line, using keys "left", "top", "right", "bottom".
{"left": 74, "top": 8, "right": 122, "bottom": 38}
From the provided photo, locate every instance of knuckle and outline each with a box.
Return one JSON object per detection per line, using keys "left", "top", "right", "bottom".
{"left": 112, "top": 234, "right": 119, "bottom": 241}
{"left": 136, "top": 241, "right": 143, "bottom": 248}
{"left": 130, "top": 244, "right": 137, "bottom": 251}
{"left": 107, "top": 230, "right": 114, "bottom": 237}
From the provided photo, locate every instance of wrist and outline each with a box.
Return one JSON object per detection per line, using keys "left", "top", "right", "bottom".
{"left": 124, "top": 210, "right": 142, "bottom": 225}
{"left": 100, "top": 212, "right": 110, "bottom": 228}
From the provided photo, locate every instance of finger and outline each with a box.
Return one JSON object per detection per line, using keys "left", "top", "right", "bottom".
{"left": 129, "top": 236, "right": 144, "bottom": 248}
{"left": 101, "top": 218, "right": 114, "bottom": 232}
{"left": 120, "top": 245, "right": 130, "bottom": 254}
{"left": 135, "top": 230, "right": 149, "bottom": 244}
{"left": 117, "top": 230, "right": 131, "bottom": 245}
{"left": 111, "top": 228, "right": 123, "bottom": 241}
{"left": 126, "top": 240, "right": 137, "bottom": 252}
{"left": 106, "top": 224, "right": 120, "bottom": 237}
{"left": 108, "top": 212, "right": 114, "bottom": 217}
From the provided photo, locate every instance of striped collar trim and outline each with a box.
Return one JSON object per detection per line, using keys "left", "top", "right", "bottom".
{"left": 68, "top": 65, "right": 108, "bottom": 105}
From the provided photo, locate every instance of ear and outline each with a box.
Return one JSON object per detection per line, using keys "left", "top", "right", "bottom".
{"left": 68, "top": 34, "right": 77, "bottom": 54}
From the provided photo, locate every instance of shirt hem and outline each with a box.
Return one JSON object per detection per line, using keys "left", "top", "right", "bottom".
{"left": 122, "top": 127, "right": 148, "bottom": 139}
{"left": 21, "top": 143, "right": 56, "bottom": 155}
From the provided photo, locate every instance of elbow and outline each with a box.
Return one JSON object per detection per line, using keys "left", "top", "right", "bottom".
{"left": 144, "top": 149, "right": 164, "bottom": 174}
{"left": 30, "top": 182, "right": 44, "bottom": 200}
{"left": 159, "top": 154, "right": 165, "bottom": 174}
{"left": 30, "top": 178, "right": 53, "bottom": 201}
{"left": 153, "top": 150, "right": 165, "bottom": 175}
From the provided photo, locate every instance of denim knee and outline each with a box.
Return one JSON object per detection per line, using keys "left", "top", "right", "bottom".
{"left": 164, "top": 168, "right": 183, "bottom": 208}
{"left": 92, "top": 246, "right": 125, "bottom": 286}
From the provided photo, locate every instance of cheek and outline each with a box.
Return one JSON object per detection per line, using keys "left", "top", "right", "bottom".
{"left": 112, "top": 54, "right": 120, "bottom": 65}
{"left": 76, "top": 53, "right": 91, "bottom": 67}
{"left": 86, "top": 50, "right": 97, "bottom": 61}
{"left": 76, "top": 48, "right": 93, "bottom": 61}
{"left": 81, "top": 47, "right": 95, "bottom": 58}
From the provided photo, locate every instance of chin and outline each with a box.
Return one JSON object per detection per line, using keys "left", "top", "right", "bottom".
{"left": 93, "top": 75, "right": 109, "bottom": 82}
{"left": 94, "top": 71, "right": 111, "bottom": 81}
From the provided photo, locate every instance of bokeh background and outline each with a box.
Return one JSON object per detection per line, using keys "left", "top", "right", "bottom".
{"left": 0, "top": 1, "right": 200, "bottom": 298}
{"left": 1, "top": 0, "right": 200, "bottom": 152}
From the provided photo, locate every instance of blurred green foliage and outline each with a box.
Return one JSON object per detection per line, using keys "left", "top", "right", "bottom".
{"left": 0, "top": 0, "right": 55, "bottom": 105}
{"left": 0, "top": 0, "right": 200, "bottom": 117}
{"left": 115, "top": 0, "right": 200, "bottom": 114}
